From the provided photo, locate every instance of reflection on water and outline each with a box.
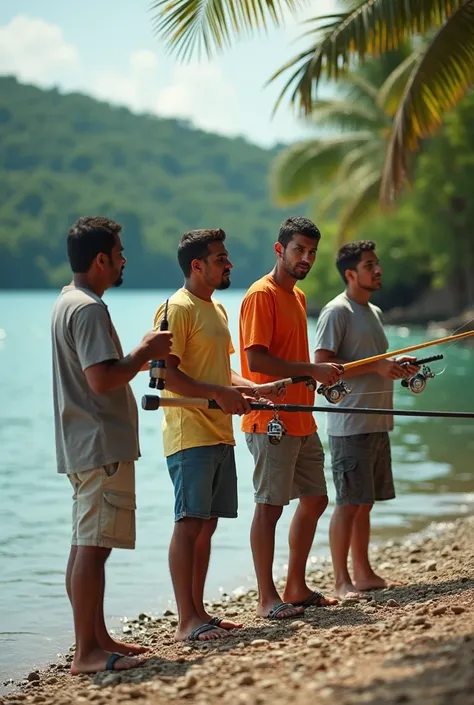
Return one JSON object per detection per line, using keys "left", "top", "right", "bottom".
{"left": 0, "top": 291, "right": 473, "bottom": 686}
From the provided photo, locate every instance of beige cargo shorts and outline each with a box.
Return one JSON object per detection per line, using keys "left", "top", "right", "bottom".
{"left": 68, "top": 461, "right": 136, "bottom": 549}
{"left": 245, "top": 432, "right": 327, "bottom": 506}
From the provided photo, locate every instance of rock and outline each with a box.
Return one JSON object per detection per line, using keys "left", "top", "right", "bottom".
{"left": 102, "top": 674, "right": 121, "bottom": 686}
{"left": 411, "top": 617, "right": 427, "bottom": 626}
{"left": 27, "top": 672, "right": 40, "bottom": 682}
{"left": 251, "top": 639, "right": 269, "bottom": 647}
{"left": 289, "top": 620, "right": 306, "bottom": 630}
{"left": 163, "top": 609, "right": 175, "bottom": 616}
{"left": 425, "top": 560, "right": 437, "bottom": 571}
{"left": 178, "top": 674, "right": 197, "bottom": 689}
{"left": 452, "top": 544, "right": 460, "bottom": 551}
{"left": 378, "top": 562, "right": 392, "bottom": 571}
{"left": 387, "top": 599, "right": 400, "bottom": 608}
{"left": 415, "top": 606, "right": 428, "bottom": 615}
{"left": 432, "top": 605, "right": 447, "bottom": 616}
{"left": 182, "top": 646, "right": 192, "bottom": 653}
{"left": 410, "top": 557, "right": 420, "bottom": 564}
{"left": 451, "top": 606, "right": 466, "bottom": 614}
{"left": 237, "top": 674, "right": 254, "bottom": 686}
{"left": 225, "top": 610, "right": 239, "bottom": 617}
{"left": 122, "top": 625, "right": 132, "bottom": 634}
{"left": 307, "top": 638, "right": 322, "bottom": 648}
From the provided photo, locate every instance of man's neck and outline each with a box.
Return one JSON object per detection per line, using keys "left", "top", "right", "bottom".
{"left": 345, "top": 286, "right": 371, "bottom": 306}
{"left": 184, "top": 278, "right": 214, "bottom": 302}
{"left": 270, "top": 264, "right": 296, "bottom": 293}
{"left": 73, "top": 274, "right": 105, "bottom": 299}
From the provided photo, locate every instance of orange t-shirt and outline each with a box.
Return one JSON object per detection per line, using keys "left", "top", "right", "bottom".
{"left": 239, "top": 274, "right": 316, "bottom": 436}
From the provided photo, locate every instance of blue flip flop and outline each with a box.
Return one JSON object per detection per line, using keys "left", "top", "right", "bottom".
{"left": 105, "top": 652, "right": 125, "bottom": 671}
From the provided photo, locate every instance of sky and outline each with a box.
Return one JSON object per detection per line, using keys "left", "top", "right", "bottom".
{"left": 0, "top": 0, "right": 339, "bottom": 148}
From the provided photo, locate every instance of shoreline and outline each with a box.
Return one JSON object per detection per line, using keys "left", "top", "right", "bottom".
{"left": 2, "top": 513, "right": 474, "bottom": 705}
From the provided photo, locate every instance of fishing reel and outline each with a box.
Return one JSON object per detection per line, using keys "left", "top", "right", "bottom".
{"left": 401, "top": 365, "right": 435, "bottom": 395}
{"left": 267, "top": 409, "right": 287, "bottom": 445}
{"left": 400, "top": 354, "right": 443, "bottom": 395}
{"left": 317, "top": 380, "right": 352, "bottom": 404}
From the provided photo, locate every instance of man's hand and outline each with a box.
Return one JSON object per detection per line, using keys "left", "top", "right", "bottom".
{"left": 140, "top": 330, "right": 173, "bottom": 360}
{"left": 309, "top": 362, "right": 343, "bottom": 386}
{"left": 375, "top": 359, "right": 409, "bottom": 380}
{"left": 212, "top": 387, "right": 252, "bottom": 415}
{"left": 396, "top": 355, "right": 420, "bottom": 378}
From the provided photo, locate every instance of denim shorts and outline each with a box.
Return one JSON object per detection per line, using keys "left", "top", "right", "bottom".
{"left": 329, "top": 432, "right": 395, "bottom": 506}
{"left": 166, "top": 444, "right": 237, "bottom": 521}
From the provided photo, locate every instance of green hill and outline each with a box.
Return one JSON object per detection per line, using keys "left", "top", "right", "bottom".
{"left": 0, "top": 76, "right": 296, "bottom": 289}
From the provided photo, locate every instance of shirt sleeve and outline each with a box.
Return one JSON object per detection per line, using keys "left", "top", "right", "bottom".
{"left": 71, "top": 304, "right": 119, "bottom": 371}
{"left": 240, "top": 291, "right": 274, "bottom": 350}
{"left": 314, "top": 305, "right": 347, "bottom": 355}
{"left": 216, "top": 302, "right": 235, "bottom": 355}
{"left": 154, "top": 301, "right": 189, "bottom": 363}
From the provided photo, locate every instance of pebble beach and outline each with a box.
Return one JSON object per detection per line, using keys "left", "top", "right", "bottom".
{"left": 2, "top": 514, "right": 474, "bottom": 705}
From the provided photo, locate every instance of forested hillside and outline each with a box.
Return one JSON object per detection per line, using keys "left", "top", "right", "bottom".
{"left": 0, "top": 76, "right": 295, "bottom": 289}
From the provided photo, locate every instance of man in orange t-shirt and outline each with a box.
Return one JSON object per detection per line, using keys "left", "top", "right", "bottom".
{"left": 239, "top": 216, "right": 342, "bottom": 620}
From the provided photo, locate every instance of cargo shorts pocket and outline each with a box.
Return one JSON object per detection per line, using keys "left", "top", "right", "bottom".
{"left": 332, "top": 459, "right": 361, "bottom": 502}
{"left": 101, "top": 490, "right": 136, "bottom": 543}
{"left": 101, "top": 462, "right": 136, "bottom": 544}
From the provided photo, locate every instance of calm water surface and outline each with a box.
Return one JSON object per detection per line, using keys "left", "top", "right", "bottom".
{"left": 1, "top": 290, "right": 473, "bottom": 685}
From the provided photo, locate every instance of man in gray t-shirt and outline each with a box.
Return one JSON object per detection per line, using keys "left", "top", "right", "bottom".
{"left": 51, "top": 216, "right": 172, "bottom": 675}
{"left": 314, "top": 240, "right": 418, "bottom": 601}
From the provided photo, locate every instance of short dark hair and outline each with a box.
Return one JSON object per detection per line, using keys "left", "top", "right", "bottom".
{"left": 278, "top": 216, "right": 321, "bottom": 248}
{"left": 177, "top": 229, "right": 226, "bottom": 277}
{"left": 67, "top": 216, "right": 122, "bottom": 273}
{"left": 336, "top": 240, "right": 376, "bottom": 283}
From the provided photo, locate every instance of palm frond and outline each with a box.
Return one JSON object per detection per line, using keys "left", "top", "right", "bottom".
{"left": 381, "top": 1, "right": 474, "bottom": 205}
{"left": 377, "top": 46, "right": 424, "bottom": 116}
{"left": 307, "top": 98, "right": 381, "bottom": 131}
{"left": 150, "top": 0, "right": 304, "bottom": 60}
{"left": 336, "top": 140, "right": 383, "bottom": 181}
{"left": 270, "top": 0, "right": 463, "bottom": 114}
{"left": 270, "top": 132, "right": 374, "bottom": 204}
{"left": 336, "top": 170, "right": 381, "bottom": 244}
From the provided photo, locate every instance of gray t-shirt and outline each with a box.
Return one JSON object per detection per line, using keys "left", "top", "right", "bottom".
{"left": 314, "top": 292, "right": 393, "bottom": 436}
{"left": 51, "top": 286, "right": 140, "bottom": 474}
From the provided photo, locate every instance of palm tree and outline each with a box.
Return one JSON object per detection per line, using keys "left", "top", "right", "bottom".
{"left": 151, "top": 0, "right": 474, "bottom": 205}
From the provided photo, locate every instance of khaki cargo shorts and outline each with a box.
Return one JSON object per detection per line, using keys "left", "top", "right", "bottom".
{"left": 245, "top": 432, "right": 327, "bottom": 506}
{"left": 68, "top": 461, "right": 136, "bottom": 549}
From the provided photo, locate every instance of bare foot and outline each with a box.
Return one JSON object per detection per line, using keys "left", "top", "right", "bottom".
{"left": 334, "top": 582, "right": 368, "bottom": 601}
{"left": 174, "top": 619, "right": 230, "bottom": 642}
{"left": 354, "top": 573, "right": 405, "bottom": 591}
{"left": 257, "top": 602, "right": 305, "bottom": 620}
{"left": 71, "top": 648, "right": 145, "bottom": 675}
{"left": 283, "top": 588, "right": 338, "bottom": 608}
{"left": 99, "top": 636, "right": 151, "bottom": 655}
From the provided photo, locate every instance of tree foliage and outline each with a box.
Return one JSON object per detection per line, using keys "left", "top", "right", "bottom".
{"left": 0, "top": 76, "right": 296, "bottom": 290}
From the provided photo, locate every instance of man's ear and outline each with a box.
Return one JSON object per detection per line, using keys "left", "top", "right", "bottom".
{"left": 190, "top": 258, "right": 201, "bottom": 273}
{"left": 274, "top": 242, "right": 283, "bottom": 258}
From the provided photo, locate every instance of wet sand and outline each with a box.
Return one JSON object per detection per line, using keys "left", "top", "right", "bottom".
{"left": 2, "top": 514, "right": 474, "bottom": 705}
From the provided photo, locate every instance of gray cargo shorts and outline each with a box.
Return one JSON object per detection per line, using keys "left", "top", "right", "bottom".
{"left": 328, "top": 432, "right": 395, "bottom": 506}
{"left": 245, "top": 432, "right": 327, "bottom": 506}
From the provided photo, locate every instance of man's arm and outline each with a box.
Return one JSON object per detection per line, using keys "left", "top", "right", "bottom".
{"left": 73, "top": 305, "right": 172, "bottom": 394}
{"left": 164, "top": 356, "right": 250, "bottom": 415}
{"left": 246, "top": 346, "right": 341, "bottom": 386}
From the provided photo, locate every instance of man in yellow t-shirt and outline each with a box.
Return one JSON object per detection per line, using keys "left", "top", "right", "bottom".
{"left": 154, "top": 228, "right": 272, "bottom": 644}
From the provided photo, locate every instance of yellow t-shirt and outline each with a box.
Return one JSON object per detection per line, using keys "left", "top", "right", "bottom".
{"left": 154, "top": 288, "right": 235, "bottom": 457}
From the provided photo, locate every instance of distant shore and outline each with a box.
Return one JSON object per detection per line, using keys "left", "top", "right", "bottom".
{"left": 3, "top": 514, "right": 474, "bottom": 705}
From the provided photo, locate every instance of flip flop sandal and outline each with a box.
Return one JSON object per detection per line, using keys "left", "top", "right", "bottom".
{"left": 265, "top": 602, "right": 305, "bottom": 620}
{"left": 105, "top": 653, "right": 126, "bottom": 671}
{"left": 187, "top": 623, "right": 226, "bottom": 641}
{"left": 291, "top": 591, "right": 325, "bottom": 608}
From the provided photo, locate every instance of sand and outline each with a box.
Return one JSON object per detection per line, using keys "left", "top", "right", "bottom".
{"left": 2, "top": 515, "right": 474, "bottom": 705}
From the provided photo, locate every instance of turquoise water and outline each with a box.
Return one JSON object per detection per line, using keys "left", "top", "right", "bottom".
{"left": 1, "top": 290, "right": 473, "bottom": 685}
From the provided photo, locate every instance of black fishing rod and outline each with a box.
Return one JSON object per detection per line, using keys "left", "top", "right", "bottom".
{"left": 141, "top": 394, "right": 474, "bottom": 419}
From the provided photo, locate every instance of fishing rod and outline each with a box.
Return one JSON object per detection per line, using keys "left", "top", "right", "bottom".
{"left": 142, "top": 394, "right": 474, "bottom": 417}
{"left": 341, "top": 330, "right": 474, "bottom": 372}
{"left": 142, "top": 392, "right": 474, "bottom": 443}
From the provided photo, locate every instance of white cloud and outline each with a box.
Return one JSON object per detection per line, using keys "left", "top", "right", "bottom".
{"left": 90, "top": 50, "right": 238, "bottom": 137}
{"left": 155, "top": 63, "right": 238, "bottom": 135}
{"left": 0, "top": 15, "right": 79, "bottom": 85}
